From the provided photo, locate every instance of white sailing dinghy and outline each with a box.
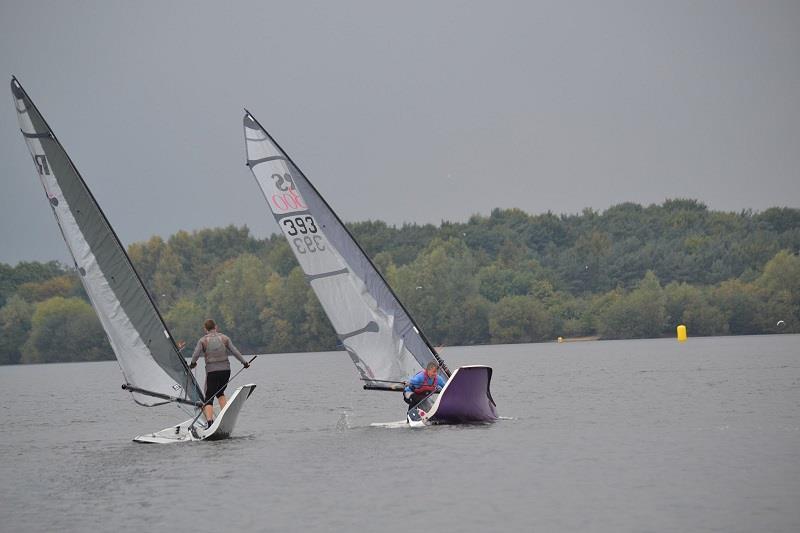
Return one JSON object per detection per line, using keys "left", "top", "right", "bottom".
{"left": 11, "top": 77, "right": 255, "bottom": 443}
{"left": 243, "top": 111, "right": 496, "bottom": 425}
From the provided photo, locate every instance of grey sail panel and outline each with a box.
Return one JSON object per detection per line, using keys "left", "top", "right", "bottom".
{"left": 244, "top": 112, "right": 447, "bottom": 382}
{"left": 11, "top": 77, "right": 202, "bottom": 406}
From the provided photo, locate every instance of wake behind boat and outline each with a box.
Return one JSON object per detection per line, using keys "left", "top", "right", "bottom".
{"left": 11, "top": 77, "right": 255, "bottom": 443}
{"left": 242, "top": 110, "right": 497, "bottom": 425}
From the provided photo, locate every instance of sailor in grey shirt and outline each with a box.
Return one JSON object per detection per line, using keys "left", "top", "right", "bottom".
{"left": 189, "top": 319, "right": 250, "bottom": 427}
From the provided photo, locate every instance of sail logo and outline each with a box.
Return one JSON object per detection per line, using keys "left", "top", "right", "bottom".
{"left": 271, "top": 189, "right": 306, "bottom": 213}
{"left": 33, "top": 154, "right": 50, "bottom": 176}
{"left": 268, "top": 172, "right": 307, "bottom": 213}
{"left": 273, "top": 172, "right": 295, "bottom": 192}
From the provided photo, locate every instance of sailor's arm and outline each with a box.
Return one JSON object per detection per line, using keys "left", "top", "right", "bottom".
{"left": 189, "top": 340, "right": 203, "bottom": 368}
{"left": 224, "top": 336, "right": 249, "bottom": 366}
{"left": 405, "top": 373, "right": 421, "bottom": 392}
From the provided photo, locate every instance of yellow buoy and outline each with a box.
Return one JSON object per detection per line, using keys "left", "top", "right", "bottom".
{"left": 557, "top": 337, "right": 564, "bottom": 343}
{"left": 677, "top": 324, "right": 687, "bottom": 342}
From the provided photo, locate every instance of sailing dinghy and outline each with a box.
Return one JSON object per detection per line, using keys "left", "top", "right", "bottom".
{"left": 11, "top": 77, "right": 255, "bottom": 443}
{"left": 243, "top": 111, "right": 496, "bottom": 425}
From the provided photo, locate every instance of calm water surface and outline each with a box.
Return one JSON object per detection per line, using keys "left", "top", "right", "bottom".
{"left": 1, "top": 335, "right": 798, "bottom": 532}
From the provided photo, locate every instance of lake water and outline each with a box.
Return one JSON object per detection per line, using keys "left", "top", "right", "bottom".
{"left": 1, "top": 335, "right": 798, "bottom": 532}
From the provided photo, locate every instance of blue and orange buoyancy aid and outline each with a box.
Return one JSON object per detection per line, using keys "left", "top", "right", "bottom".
{"left": 406, "top": 370, "right": 446, "bottom": 395}
{"left": 413, "top": 374, "right": 438, "bottom": 394}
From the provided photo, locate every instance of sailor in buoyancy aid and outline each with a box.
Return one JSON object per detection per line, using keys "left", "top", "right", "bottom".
{"left": 404, "top": 361, "right": 447, "bottom": 406}
{"left": 189, "top": 319, "right": 250, "bottom": 428}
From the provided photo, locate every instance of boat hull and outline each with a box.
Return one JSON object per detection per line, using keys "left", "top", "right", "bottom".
{"left": 407, "top": 366, "right": 497, "bottom": 426}
{"left": 133, "top": 384, "right": 256, "bottom": 443}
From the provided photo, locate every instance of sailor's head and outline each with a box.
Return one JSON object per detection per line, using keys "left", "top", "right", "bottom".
{"left": 204, "top": 319, "right": 217, "bottom": 332}
{"left": 425, "top": 361, "right": 439, "bottom": 378}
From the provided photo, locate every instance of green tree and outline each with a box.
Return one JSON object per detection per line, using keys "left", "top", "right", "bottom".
{"left": 0, "top": 296, "right": 34, "bottom": 364}
{"left": 477, "top": 265, "right": 518, "bottom": 303}
{"left": 266, "top": 239, "right": 298, "bottom": 277}
{"left": 477, "top": 261, "right": 545, "bottom": 303}
{"left": 548, "top": 293, "right": 592, "bottom": 338}
{"left": 598, "top": 271, "right": 666, "bottom": 339}
{"left": 756, "top": 207, "right": 800, "bottom": 234}
{"left": 756, "top": 250, "right": 800, "bottom": 331}
{"left": 448, "top": 295, "right": 492, "bottom": 345}
{"left": 663, "top": 282, "right": 727, "bottom": 336}
{"left": 371, "top": 251, "right": 395, "bottom": 277}
{"left": 301, "top": 295, "right": 338, "bottom": 351}
{"left": 394, "top": 238, "right": 479, "bottom": 344}
{"left": 15, "top": 274, "right": 79, "bottom": 303}
{"left": 0, "top": 260, "right": 66, "bottom": 307}
{"left": 489, "top": 295, "right": 553, "bottom": 343}
{"left": 22, "top": 297, "right": 110, "bottom": 363}
{"left": 571, "top": 230, "right": 612, "bottom": 292}
{"left": 152, "top": 246, "right": 183, "bottom": 310}
{"left": 682, "top": 304, "right": 728, "bottom": 337}
{"left": 164, "top": 298, "right": 207, "bottom": 348}
{"left": 757, "top": 250, "right": 800, "bottom": 299}
{"left": 206, "top": 253, "right": 270, "bottom": 348}
{"left": 712, "top": 279, "right": 764, "bottom": 335}
{"left": 128, "top": 236, "right": 166, "bottom": 289}
{"left": 260, "top": 267, "right": 313, "bottom": 352}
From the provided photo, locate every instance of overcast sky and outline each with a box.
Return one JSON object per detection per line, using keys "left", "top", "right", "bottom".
{"left": 1, "top": 1, "right": 798, "bottom": 265}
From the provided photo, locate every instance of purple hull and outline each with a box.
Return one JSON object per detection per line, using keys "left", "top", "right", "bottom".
{"left": 425, "top": 366, "right": 497, "bottom": 423}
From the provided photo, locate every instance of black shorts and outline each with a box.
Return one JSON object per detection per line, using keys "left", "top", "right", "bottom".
{"left": 205, "top": 370, "right": 231, "bottom": 402}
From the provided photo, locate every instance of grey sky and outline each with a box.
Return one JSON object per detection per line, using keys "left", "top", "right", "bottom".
{"left": 1, "top": 1, "right": 798, "bottom": 265}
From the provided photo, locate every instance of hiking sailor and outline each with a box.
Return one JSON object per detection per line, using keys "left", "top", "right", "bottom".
{"left": 189, "top": 319, "right": 250, "bottom": 428}
{"left": 404, "top": 361, "right": 447, "bottom": 407}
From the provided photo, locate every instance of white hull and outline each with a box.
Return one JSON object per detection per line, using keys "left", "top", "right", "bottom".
{"left": 133, "top": 384, "right": 256, "bottom": 444}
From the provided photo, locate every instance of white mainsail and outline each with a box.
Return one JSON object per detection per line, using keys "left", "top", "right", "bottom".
{"left": 243, "top": 111, "right": 449, "bottom": 383}
{"left": 11, "top": 77, "right": 203, "bottom": 407}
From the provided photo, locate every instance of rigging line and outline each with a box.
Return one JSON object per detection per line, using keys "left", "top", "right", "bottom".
{"left": 132, "top": 398, "right": 174, "bottom": 407}
{"left": 409, "top": 390, "right": 438, "bottom": 410}
{"left": 121, "top": 384, "right": 203, "bottom": 407}
{"left": 176, "top": 357, "right": 199, "bottom": 418}
{"left": 175, "top": 399, "right": 196, "bottom": 419}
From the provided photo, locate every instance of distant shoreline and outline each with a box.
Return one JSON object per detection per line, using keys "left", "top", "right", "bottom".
{"left": 4, "top": 332, "right": 800, "bottom": 366}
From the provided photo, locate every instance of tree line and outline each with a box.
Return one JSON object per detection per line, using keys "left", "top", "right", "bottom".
{"left": 1, "top": 199, "right": 799, "bottom": 364}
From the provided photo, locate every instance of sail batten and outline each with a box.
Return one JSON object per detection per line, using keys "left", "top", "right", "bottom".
{"left": 244, "top": 111, "right": 449, "bottom": 382}
{"left": 11, "top": 77, "right": 202, "bottom": 406}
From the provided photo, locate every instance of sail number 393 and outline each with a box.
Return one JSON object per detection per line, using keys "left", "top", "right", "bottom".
{"left": 282, "top": 216, "right": 326, "bottom": 254}
{"left": 282, "top": 216, "right": 318, "bottom": 236}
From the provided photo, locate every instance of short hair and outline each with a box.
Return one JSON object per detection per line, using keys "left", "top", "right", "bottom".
{"left": 204, "top": 319, "right": 216, "bottom": 331}
{"left": 426, "top": 361, "right": 439, "bottom": 372}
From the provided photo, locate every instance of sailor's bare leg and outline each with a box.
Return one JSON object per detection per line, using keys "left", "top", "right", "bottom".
{"left": 218, "top": 395, "right": 227, "bottom": 410}
{"left": 203, "top": 404, "right": 214, "bottom": 422}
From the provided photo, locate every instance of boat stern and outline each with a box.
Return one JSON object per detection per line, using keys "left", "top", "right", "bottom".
{"left": 413, "top": 366, "right": 497, "bottom": 425}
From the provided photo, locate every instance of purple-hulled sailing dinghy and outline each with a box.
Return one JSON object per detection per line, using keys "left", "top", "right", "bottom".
{"left": 407, "top": 366, "right": 497, "bottom": 426}
{"left": 243, "top": 111, "right": 497, "bottom": 426}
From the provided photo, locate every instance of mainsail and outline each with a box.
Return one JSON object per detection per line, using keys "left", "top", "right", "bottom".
{"left": 11, "top": 77, "right": 202, "bottom": 407}
{"left": 243, "top": 111, "right": 449, "bottom": 383}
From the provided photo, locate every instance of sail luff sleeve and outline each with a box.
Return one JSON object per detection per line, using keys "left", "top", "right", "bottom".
{"left": 244, "top": 112, "right": 443, "bottom": 381}
{"left": 11, "top": 78, "right": 202, "bottom": 405}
